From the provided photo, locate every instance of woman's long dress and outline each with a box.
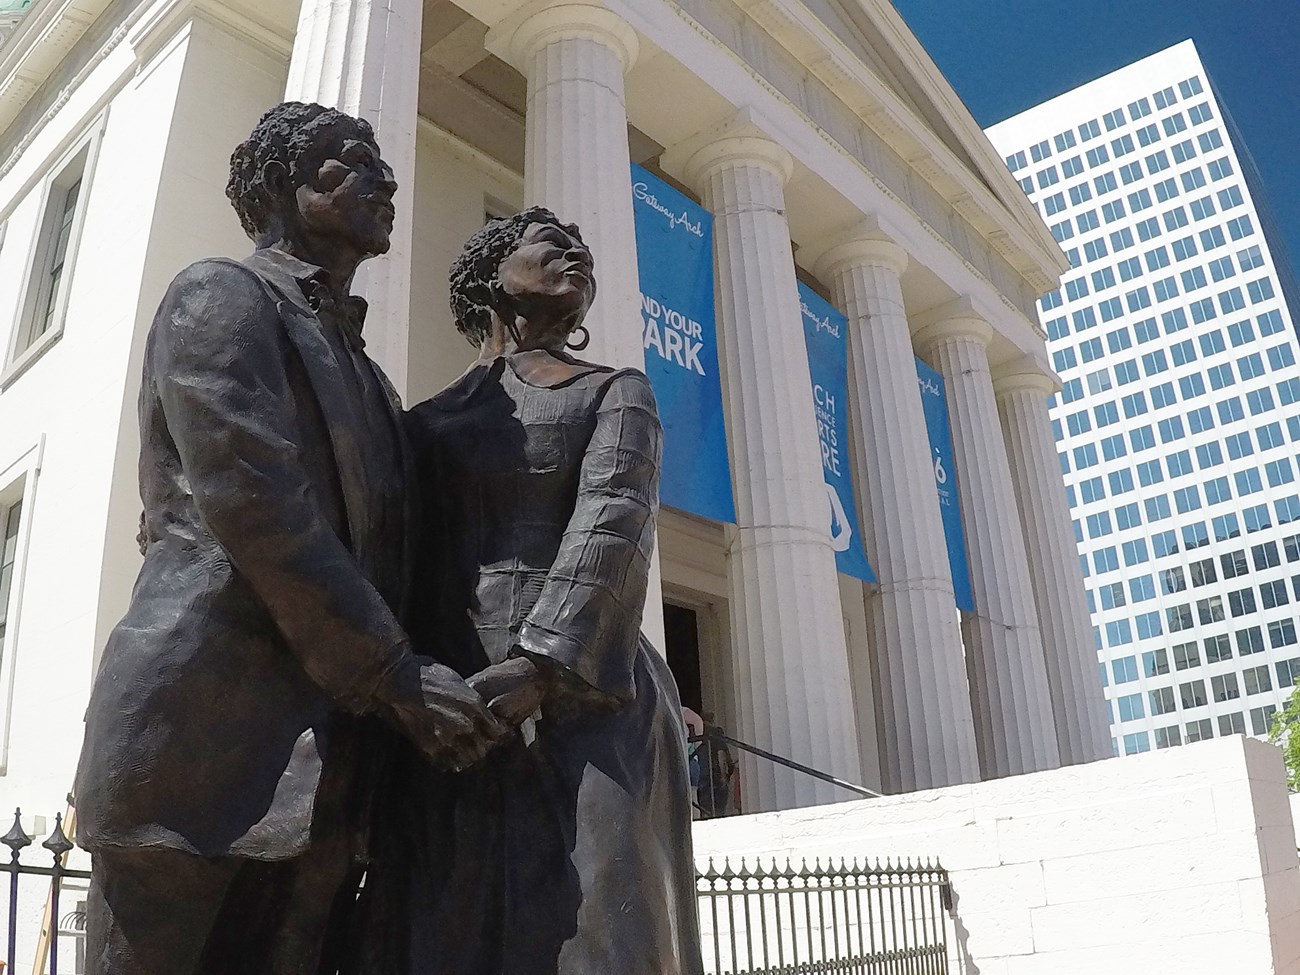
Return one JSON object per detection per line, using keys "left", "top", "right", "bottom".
{"left": 358, "top": 351, "right": 703, "bottom": 975}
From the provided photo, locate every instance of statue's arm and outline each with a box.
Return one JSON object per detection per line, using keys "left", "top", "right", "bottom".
{"left": 151, "top": 259, "right": 410, "bottom": 712}
{"left": 514, "top": 370, "right": 662, "bottom": 705}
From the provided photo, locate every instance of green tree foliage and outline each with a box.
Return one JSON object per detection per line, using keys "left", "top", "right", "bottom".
{"left": 1268, "top": 685, "right": 1300, "bottom": 792}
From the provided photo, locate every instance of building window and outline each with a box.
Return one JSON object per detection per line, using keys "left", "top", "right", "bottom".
{"left": 0, "top": 496, "right": 22, "bottom": 664}
{"left": 1228, "top": 587, "right": 1257, "bottom": 618}
{"left": 1197, "top": 596, "right": 1225, "bottom": 625}
{"left": 1142, "top": 647, "right": 1169, "bottom": 677}
{"left": 1122, "top": 732, "right": 1151, "bottom": 755}
{"left": 1236, "top": 626, "right": 1265, "bottom": 656}
{"left": 1249, "top": 705, "right": 1277, "bottom": 736}
{"left": 1172, "top": 641, "right": 1200, "bottom": 670}
{"left": 1201, "top": 225, "right": 1227, "bottom": 250}
{"left": 1185, "top": 718, "right": 1213, "bottom": 742}
{"left": 1118, "top": 693, "right": 1145, "bottom": 722}
{"left": 1180, "top": 680, "right": 1208, "bottom": 709}
{"left": 1217, "top": 712, "right": 1246, "bottom": 737}
{"left": 0, "top": 444, "right": 39, "bottom": 773}
{"left": 1155, "top": 725, "right": 1182, "bottom": 749}
{"left": 1211, "top": 673, "right": 1240, "bottom": 703}
{"left": 1212, "top": 513, "right": 1239, "bottom": 541}
{"left": 1150, "top": 686, "right": 1177, "bottom": 716}
{"left": 1201, "top": 634, "right": 1232, "bottom": 665}
{"left": 1269, "top": 619, "right": 1297, "bottom": 649}
{"left": 1278, "top": 657, "right": 1300, "bottom": 688}
{"left": 6, "top": 130, "right": 100, "bottom": 383}
{"left": 1261, "top": 580, "right": 1291, "bottom": 610}
{"left": 1243, "top": 665, "right": 1273, "bottom": 696}
{"left": 1172, "top": 139, "right": 1198, "bottom": 164}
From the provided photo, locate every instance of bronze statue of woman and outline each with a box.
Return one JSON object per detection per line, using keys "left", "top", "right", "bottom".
{"left": 355, "top": 206, "right": 704, "bottom": 975}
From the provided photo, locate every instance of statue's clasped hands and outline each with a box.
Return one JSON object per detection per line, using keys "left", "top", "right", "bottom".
{"left": 466, "top": 655, "right": 552, "bottom": 729}
{"left": 374, "top": 657, "right": 511, "bottom": 771}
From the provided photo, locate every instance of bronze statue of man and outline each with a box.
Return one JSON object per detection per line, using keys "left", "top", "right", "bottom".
{"left": 73, "top": 101, "right": 505, "bottom": 975}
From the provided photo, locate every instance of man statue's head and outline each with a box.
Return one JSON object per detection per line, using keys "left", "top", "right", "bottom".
{"left": 226, "top": 102, "right": 397, "bottom": 267}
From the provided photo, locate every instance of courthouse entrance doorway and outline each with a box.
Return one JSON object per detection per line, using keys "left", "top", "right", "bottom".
{"left": 663, "top": 602, "right": 704, "bottom": 713}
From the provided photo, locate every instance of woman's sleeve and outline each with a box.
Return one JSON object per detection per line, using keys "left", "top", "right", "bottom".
{"left": 515, "top": 369, "right": 662, "bottom": 704}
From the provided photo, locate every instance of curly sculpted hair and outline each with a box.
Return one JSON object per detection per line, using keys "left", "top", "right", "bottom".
{"left": 448, "top": 206, "right": 591, "bottom": 347}
{"left": 226, "top": 101, "right": 376, "bottom": 241}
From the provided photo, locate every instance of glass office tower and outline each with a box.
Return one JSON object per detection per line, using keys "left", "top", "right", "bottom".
{"left": 987, "top": 40, "right": 1300, "bottom": 756}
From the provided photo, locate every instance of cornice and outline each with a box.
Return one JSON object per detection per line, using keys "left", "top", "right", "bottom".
{"left": 646, "top": 10, "right": 1041, "bottom": 338}
{"left": 0, "top": 0, "right": 115, "bottom": 139}
{"left": 727, "top": 0, "right": 1065, "bottom": 295}
{"left": 842, "top": 0, "right": 1065, "bottom": 264}
{"left": 0, "top": 0, "right": 289, "bottom": 180}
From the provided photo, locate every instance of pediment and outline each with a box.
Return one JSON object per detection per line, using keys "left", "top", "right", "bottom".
{"left": 802, "top": 0, "right": 1054, "bottom": 250}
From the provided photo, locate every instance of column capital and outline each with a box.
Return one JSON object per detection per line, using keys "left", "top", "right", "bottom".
{"left": 992, "top": 354, "right": 1061, "bottom": 398}
{"left": 912, "top": 298, "right": 993, "bottom": 354}
{"left": 486, "top": 1, "right": 639, "bottom": 73}
{"left": 661, "top": 107, "right": 795, "bottom": 193}
{"left": 808, "top": 223, "right": 908, "bottom": 280}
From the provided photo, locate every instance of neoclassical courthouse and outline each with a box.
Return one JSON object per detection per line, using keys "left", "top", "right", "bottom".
{"left": 0, "top": 0, "right": 1111, "bottom": 819}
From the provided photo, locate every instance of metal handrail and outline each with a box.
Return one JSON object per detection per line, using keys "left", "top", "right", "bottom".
{"left": 690, "top": 730, "right": 883, "bottom": 800}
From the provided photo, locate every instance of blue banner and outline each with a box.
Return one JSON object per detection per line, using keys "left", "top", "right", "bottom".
{"left": 915, "top": 359, "right": 974, "bottom": 611}
{"left": 631, "top": 164, "right": 735, "bottom": 523}
{"left": 799, "top": 284, "right": 875, "bottom": 583}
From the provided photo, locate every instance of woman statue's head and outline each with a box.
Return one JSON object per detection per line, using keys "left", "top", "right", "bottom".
{"left": 449, "top": 206, "right": 596, "bottom": 351}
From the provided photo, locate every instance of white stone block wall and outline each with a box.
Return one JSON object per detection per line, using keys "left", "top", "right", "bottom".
{"left": 693, "top": 736, "right": 1300, "bottom": 974}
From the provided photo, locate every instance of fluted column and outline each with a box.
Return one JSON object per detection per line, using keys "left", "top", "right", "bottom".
{"left": 995, "top": 357, "right": 1112, "bottom": 765}
{"left": 486, "top": 1, "right": 641, "bottom": 371}
{"left": 914, "top": 310, "right": 1061, "bottom": 779}
{"left": 286, "top": 0, "right": 422, "bottom": 393}
{"left": 815, "top": 233, "right": 979, "bottom": 792}
{"left": 488, "top": 3, "right": 665, "bottom": 650}
{"left": 674, "top": 126, "right": 861, "bottom": 810}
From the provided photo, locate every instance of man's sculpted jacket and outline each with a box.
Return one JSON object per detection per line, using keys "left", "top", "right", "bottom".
{"left": 76, "top": 249, "right": 413, "bottom": 860}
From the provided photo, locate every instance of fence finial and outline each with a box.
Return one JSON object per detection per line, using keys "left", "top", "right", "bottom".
{"left": 43, "top": 813, "right": 74, "bottom": 859}
{"left": 2, "top": 808, "right": 31, "bottom": 854}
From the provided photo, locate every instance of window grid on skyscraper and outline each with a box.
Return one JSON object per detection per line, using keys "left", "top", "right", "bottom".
{"left": 988, "top": 42, "right": 1300, "bottom": 758}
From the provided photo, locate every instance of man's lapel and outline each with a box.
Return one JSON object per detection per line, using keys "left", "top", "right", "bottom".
{"left": 371, "top": 364, "right": 418, "bottom": 619}
{"left": 243, "top": 251, "right": 371, "bottom": 548}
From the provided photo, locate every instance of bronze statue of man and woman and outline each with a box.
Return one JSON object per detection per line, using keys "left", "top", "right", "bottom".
{"left": 72, "top": 101, "right": 704, "bottom": 975}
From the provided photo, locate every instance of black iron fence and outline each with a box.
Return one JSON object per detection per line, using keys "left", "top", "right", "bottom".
{"left": 6, "top": 806, "right": 956, "bottom": 975}
{"left": 4, "top": 808, "right": 90, "bottom": 975}
{"left": 696, "top": 855, "right": 954, "bottom": 975}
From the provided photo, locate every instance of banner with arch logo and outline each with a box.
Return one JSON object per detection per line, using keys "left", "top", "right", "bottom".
{"left": 799, "top": 283, "right": 875, "bottom": 583}
{"left": 631, "top": 164, "right": 736, "bottom": 523}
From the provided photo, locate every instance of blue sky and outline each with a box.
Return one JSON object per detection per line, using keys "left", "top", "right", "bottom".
{"left": 891, "top": 0, "right": 1300, "bottom": 269}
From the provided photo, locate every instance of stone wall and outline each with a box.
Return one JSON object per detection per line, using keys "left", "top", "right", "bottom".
{"left": 693, "top": 736, "right": 1300, "bottom": 974}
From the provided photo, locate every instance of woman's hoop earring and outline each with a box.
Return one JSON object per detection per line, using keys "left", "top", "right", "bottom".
{"left": 566, "top": 324, "right": 591, "bottom": 352}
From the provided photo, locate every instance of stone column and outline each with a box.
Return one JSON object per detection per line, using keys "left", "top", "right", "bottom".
{"left": 673, "top": 124, "right": 861, "bottom": 810}
{"left": 285, "top": 0, "right": 422, "bottom": 394}
{"left": 914, "top": 309, "right": 1061, "bottom": 779}
{"left": 994, "top": 357, "right": 1112, "bottom": 765}
{"left": 815, "top": 232, "right": 980, "bottom": 792}
{"left": 488, "top": 3, "right": 666, "bottom": 650}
